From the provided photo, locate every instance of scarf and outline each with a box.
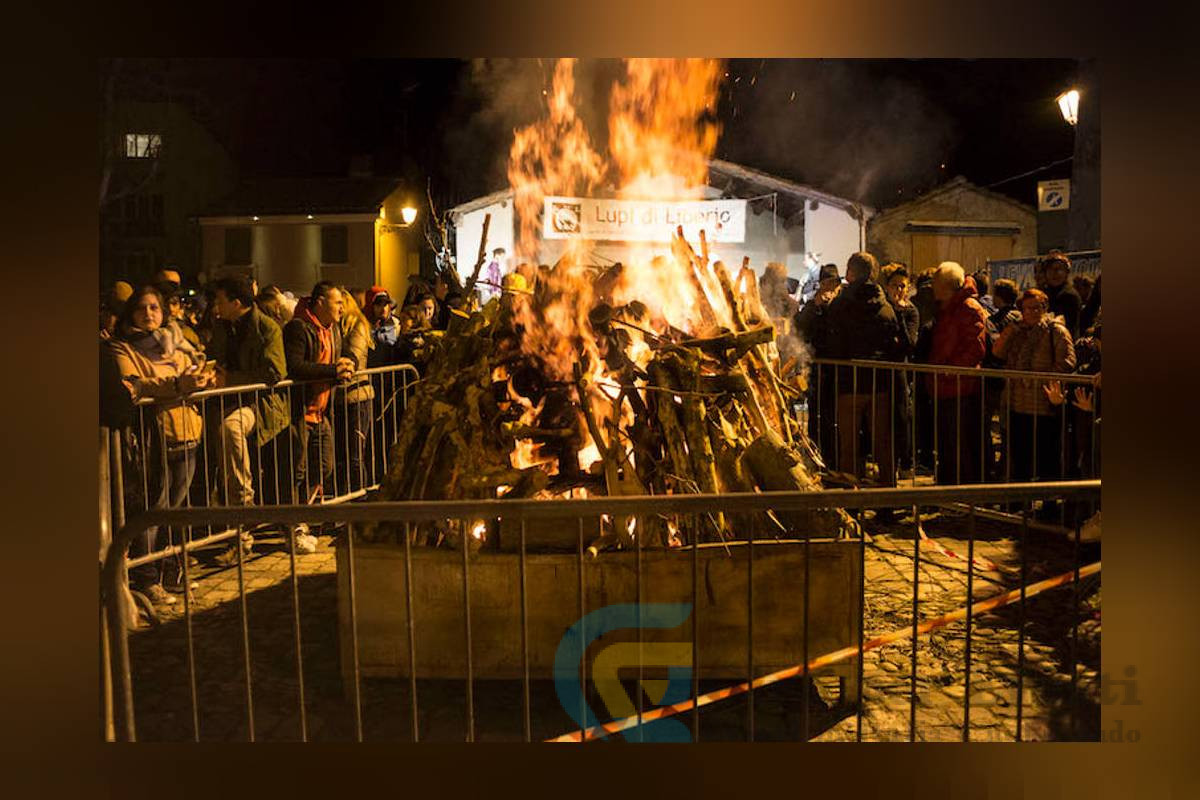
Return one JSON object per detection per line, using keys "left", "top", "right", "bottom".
{"left": 297, "top": 304, "right": 334, "bottom": 424}
{"left": 123, "top": 321, "right": 202, "bottom": 367}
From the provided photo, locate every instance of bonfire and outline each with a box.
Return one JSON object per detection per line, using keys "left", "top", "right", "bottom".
{"left": 361, "top": 58, "right": 857, "bottom": 552}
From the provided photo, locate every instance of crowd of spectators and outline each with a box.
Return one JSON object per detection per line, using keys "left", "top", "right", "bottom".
{"left": 101, "top": 255, "right": 1100, "bottom": 605}
{"left": 100, "top": 268, "right": 468, "bottom": 607}
{"left": 795, "top": 250, "right": 1100, "bottom": 522}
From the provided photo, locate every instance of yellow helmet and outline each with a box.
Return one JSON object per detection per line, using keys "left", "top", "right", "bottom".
{"left": 501, "top": 272, "right": 531, "bottom": 295}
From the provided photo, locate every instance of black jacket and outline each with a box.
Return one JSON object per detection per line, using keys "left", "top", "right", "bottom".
{"left": 892, "top": 301, "right": 920, "bottom": 361}
{"left": 1045, "top": 283, "right": 1082, "bottom": 339}
{"left": 826, "top": 280, "right": 903, "bottom": 360}
{"left": 825, "top": 280, "right": 904, "bottom": 392}
{"left": 794, "top": 300, "right": 836, "bottom": 358}
{"left": 283, "top": 313, "right": 343, "bottom": 421}
{"left": 984, "top": 306, "right": 1022, "bottom": 368}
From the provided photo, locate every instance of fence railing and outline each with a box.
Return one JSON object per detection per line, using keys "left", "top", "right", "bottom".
{"left": 802, "top": 357, "right": 1100, "bottom": 526}
{"left": 101, "top": 480, "right": 1101, "bottom": 743}
{"left": 102, "top": 363, "right": 419, "bottom": 583}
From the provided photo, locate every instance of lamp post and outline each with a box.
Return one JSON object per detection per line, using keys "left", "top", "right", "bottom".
{"left": 1056, "top": 88, "right": 1080, "bottom": 127}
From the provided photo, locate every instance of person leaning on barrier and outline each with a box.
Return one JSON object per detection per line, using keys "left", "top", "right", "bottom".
{"left": 926, "top": 262, "right": 989, "bottom": 485}
{"left": 825, "top": 251, "right": 903, "bottom": 492}
{"left": 794, "top": 263, "right": 841, "bottom": 464}
{"left": 993, "top": 288, "right": 1076, "bottom": 504}
{"left": 207, "top": 275, "right": 290, "bottom": 565}
{"left": 106, "top": 285, "right": 214, "bottom": 606}
{"left": 333, "top": 287, "right": 376, "bottom": 495}
{"left": 283, "top": 282, "right": 356, "bottom": 554}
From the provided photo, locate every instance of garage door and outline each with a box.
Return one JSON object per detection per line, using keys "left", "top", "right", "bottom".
{"left": 911, "top": 233, "right": 1015, "bottom": 274}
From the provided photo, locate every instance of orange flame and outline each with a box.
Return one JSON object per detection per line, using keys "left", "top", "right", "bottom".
{"left": 505, "top": 58, "right": 729, "bottom": 474}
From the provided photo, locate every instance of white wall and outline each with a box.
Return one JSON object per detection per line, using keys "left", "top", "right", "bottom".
{"left": 804, "top": 202, "right": 862, "bottom": 276}
{"left": 454, "top": 200, "right": 515, "bottom": 278}
{"left": 450, "top": 190, "right": 860, "bottom": 291}
{"left": 201, "top": 219, "right": 376, "bottom": 294}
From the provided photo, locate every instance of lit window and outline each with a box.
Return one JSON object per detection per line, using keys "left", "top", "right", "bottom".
{"left": 124, "top": 133, "right": 162, "bottom": 159}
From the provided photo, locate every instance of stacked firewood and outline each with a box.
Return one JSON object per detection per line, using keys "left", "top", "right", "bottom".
{"left": 360, "top": 227, "right": 856, "bottom": 552}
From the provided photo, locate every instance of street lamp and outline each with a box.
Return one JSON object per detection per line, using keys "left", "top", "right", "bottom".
{"left": 401, "top": 205, "right": 418, "bottom": 226}
{"left": 1057, "top": 89, "right": 1080, "bottom": 127}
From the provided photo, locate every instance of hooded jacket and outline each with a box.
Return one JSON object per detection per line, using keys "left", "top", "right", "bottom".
{"left": 283, "top": 300, "right": 343, "bottom": 423}
{"left": 926, "top": 277, "right": 989, "bottom": 399}
{"left": 824, "top": 278, "right": 903, "bottom": 391}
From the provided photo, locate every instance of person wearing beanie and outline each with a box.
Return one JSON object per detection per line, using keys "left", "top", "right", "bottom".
{"left": 364, "top": 285, "right": 401, "bottom": 367}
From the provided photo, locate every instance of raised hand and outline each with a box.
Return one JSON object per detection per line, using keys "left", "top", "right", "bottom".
{"left": 1043, "top": 380, "right": 1066, "bottom": 406}
{"left": 1073, "top": 387, "right": 1095, "bottom": 413}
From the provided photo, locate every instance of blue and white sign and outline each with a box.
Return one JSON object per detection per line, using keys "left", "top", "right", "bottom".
{"left": 1038, "top": 179, "right": 1070, "bottom": 212}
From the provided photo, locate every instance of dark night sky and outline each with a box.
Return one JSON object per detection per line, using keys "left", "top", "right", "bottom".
{"left": 128, "top": 58, "right": 1081, "bottom": 213}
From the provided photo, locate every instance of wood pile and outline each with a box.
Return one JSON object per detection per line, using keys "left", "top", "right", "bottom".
{"left": 360, "top": 227, "right": 857, "bottom": 553}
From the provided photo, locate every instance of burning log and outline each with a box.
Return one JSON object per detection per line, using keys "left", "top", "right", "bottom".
{"left": 365, "top": 230, "right": 856, "bottom": 552}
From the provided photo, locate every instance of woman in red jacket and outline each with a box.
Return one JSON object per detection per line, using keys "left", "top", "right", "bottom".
{"left": 926, "top": 262, "right": 989, "bottom": 485}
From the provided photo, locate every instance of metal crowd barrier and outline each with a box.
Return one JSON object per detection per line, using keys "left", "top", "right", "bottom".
{"left": 101, "top": 481, "right": 1101, "bottom": 743}
{"left": 102, "top": 363, "right": 419, "bottom": 581}
{"left": 803, "top": 357, "right": 1100, "bottom": 528}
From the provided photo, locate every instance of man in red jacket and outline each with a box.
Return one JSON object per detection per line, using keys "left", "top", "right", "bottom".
{"left": 927, "top": 262, "right": 988, "bottom": 484}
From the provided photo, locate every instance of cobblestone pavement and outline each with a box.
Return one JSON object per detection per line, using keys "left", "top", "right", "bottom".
{"left": 122, "top": 509, "right": 1100, "bottom": 742}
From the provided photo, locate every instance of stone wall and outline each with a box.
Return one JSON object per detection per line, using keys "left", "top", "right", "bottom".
{"left": 867, "top": 180, "right": 1037, "bottom": 272}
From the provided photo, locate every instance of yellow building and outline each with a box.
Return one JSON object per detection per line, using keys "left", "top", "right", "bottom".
{"left": 195, "top": 177, "right": 421, "bottom": 300}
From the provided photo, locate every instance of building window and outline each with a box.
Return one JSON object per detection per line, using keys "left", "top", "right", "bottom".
{"left": 224, "top": 227, "right": 252, "bottom": 265}
{"left": 124, "top": 133, "right": 162, "bottom": 159}
{"left": 321, "top": 224, "right": 348, "bottom": 265}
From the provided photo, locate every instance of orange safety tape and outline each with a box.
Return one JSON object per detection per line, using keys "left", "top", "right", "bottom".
{"left": 546, "top": 560, "right": 1100, "bottom": 742}
{"left": 917, "top": 524, "right": 1002, "bottom": 574}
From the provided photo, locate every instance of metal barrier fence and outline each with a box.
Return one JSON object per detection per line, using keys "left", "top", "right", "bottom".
{"left": 101, "top": 481, "right": 1101, "bottom": 743}
{"left": 102, "top": 363, "right": 419, "bottom": 606}
{"left": 803, "top": 357, "right": 1100, "bottom": 528}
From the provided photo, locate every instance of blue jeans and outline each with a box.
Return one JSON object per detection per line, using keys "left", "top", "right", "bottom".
{"left": 290, "top": 417, "right": 335, "bottom": 504}
{"left": 130, "top": 444, "right": 197, "bottom": 590}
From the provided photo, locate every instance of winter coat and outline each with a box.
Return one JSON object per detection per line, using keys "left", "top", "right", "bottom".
{"left": 336, "top": 316, "right": 376, "bottom": 406}
{"left": 794, "top": 299, "right": 836, "bottom": 358}
{"left": 1001, "top": 315, "right": 1076, "bottom": 416}
{"left": 824, "top": 279, "right": 903, "bottom": 391}
{"left": 368, "top": 316, "right": 402, "bottom": 368}
{"left": 105, "top": 326, "right": 205, "bottom": 449}
{"left": 207, "top": 305, "right": 290, "bottom": 447}
{"left": 1045, "top": 283, "right": 1082, "bottom": 339}
{"left": 283, "top": 308, "right": 344, "bottom": 423}
{"left": 892, "top": 301, "right": 920, "bottom": 361}
{"left": 984, "top": 306, "right": 1022, "bottom": 368}
{"left": 926, "top": 278, "right": 989, "bottom": 399}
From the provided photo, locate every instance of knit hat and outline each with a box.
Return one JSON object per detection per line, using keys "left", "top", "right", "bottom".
{"left": 365, "top": 285, "right": 394, "bottom": 308}
{"left": 108, "top": 281, "right": 134, "bottom": 312}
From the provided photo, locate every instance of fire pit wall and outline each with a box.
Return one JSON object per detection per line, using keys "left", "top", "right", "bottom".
{"left": 337, "top": 531, "right": 863, "bottom": 710}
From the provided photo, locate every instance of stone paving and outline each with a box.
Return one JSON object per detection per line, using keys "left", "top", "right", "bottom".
{"left": 122, "top": 509, "right": 1100, "bottom": 742}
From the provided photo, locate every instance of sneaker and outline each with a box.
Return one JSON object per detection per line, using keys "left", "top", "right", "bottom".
{"left": 143, "top": 583, "right": 177, "bottom": 606}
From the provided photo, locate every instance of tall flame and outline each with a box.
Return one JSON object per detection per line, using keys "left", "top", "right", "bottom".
{"left": 505, "top": 58, "right": 729, "bottom": 473}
